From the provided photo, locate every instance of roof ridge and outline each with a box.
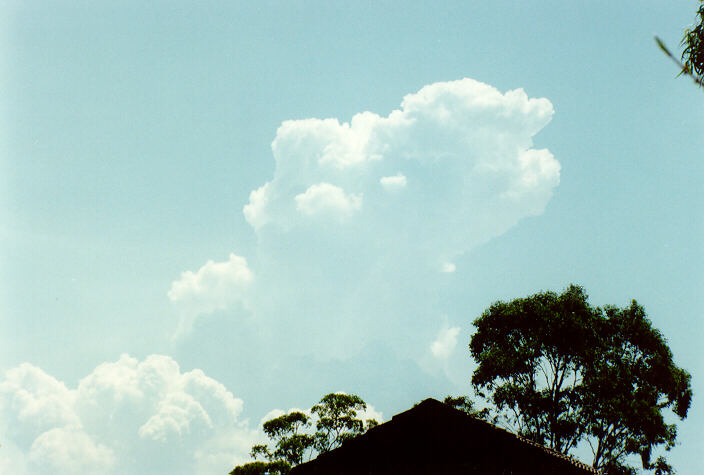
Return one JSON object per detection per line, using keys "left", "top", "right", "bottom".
{"left": 514, "top": 434, "right": 601, "bottom": 473}
{"left": 436, "top": 399, "right": 601, "bottom": 474}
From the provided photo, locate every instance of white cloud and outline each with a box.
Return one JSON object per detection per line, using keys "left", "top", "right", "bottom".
{"left": 355, "top": 401, "right": 383, "bottom": 425}
{"left": 180, "top": 78, "right": 559, "bottom": 364}
{"left": 0, "top": 441, "right": 28, "bottom": 474}
{"left": 0, "top": 356, "right": 256, "bottom": 475}
{"left": 295, "top": 183, "right": 362, "bottom": 218}
{"left": 168, "top": 253, "right": 253, "bottom": 311}
{"left": 380, "top": 173, "right": 407, "bottom": 192}
{"left": 243, "top": 77, "right": 558, "bottom": 254}
{"left": 28, "top": 427, "right": 115, "bottom": 474}
{"left": 441, "top": 262, "right": 456, "bottom": 273}
{"left": 243, "top": 182, "right": 271, "bottom": 230}
{"left": 168, "top": 254, "right": 253, "bottom": 336}
{"left": 259, "top": 408, "right": 287, "bottom": 426}
{"left": 430, "top": 326, "right": 461, "bottom": 359}
{"left": 273, "top": 113, "right": 383, "bottom": 171}
{"left": 0, "top": 363, "right": 78, "bottom": 446}
{"left": 138, "top": 392, "right": 211, "bottom": 441}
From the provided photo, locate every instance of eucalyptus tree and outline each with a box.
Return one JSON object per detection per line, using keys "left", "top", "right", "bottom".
{"left": 311, "top": 393, "right": 378, "bottom": 454}
{"left": 470, "top": 285, "right": 692, "bottom": 473}
{"left": 230, "top": 393, "right": 378, "bottom": 475}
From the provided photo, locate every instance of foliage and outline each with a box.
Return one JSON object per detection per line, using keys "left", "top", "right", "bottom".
{"left": 230, "top": 393, "right": 378, "bottom": 474}
{"left": 580, "top": 302, "right": 691, "bottom": 473}
{"left": 262, "top": 411, "right": 316, "bottom": 467}
{"left": 681, "top": 1, "right": 704, "bottom": 81}
{"left": 469, "top": 285, "right": 692, "bottom": 473}
{"left": 311, "top": 393, "right": 379, "bottom": 453}
{"left": 471, "top": 285, "right": 595, "bottom": 454}
{"left": 442, "top": 395, "right": 490, "bottom": 420}
{"left": 229, "top": 460, "right": 290, "bottom": 475}
{"left": 655, "top": 0, "right": 704, "bottom": 88}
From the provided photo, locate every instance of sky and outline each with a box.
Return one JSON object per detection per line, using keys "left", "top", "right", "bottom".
{"left": 1, "top": 1, "right": 702, "bottom": 473}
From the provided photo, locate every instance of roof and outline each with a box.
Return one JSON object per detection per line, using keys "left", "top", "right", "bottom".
{"left": 292, "top": 398, "right": 599, "bottom": 474}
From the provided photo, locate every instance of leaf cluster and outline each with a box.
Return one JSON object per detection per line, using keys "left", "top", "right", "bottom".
{"left": 681, "top": 1, "right": 704, "bottom": 81}
{"left": 655, "top": 0, "right": 704, "bottom": 88}
{"left": 470, "top": 285, "right": 692, "bottom": 473}
{"left": 229, "top": 460, "right": 291, "bottom": 475}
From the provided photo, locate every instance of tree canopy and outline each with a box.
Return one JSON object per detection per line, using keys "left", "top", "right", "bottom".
{"left": 311, "top": 393, "right": 378, "bottom": 454}
{"left": 230, "top": 393, "right": 378, "bottom": 475}
{"left": 470, "top": 285, "right": 692, "bottom": 473}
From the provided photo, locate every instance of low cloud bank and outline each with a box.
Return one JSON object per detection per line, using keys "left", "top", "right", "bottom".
{"left": 0, "top": 356, "right": 257, "bottom": 474}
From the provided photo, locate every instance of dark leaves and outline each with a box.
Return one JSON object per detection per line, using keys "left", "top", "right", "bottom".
{"left": 681, "top": 1, "right": 704, "bottom": 79}
{"left": 470, "top": 285, "right": 692, "bottom": 473}
{"left": 443, "top": 395, "right": 490, "bottom": 420}
{"left": 655, "top": 1, "right": 704, "bottom": 88}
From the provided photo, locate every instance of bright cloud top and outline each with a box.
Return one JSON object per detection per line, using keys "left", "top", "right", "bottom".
{"left": 244, "top": 78, "right": 559, "bottom": 262}
{"left": 0, "top": 356, "right": 256, "bottom": 474}
{"left": 430, "top": 326, "right": 462, "bottom": 359}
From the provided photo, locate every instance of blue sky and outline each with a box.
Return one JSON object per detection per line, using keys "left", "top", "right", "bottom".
{"left": 1, "top": 1, "right": 702, "bottom": 473}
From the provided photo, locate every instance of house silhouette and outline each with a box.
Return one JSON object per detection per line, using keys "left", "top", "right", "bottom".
{"left": 291, "top": 398, "right": 598, "bottom": 474}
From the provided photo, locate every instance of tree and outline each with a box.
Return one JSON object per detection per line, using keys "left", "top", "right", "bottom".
{"left": 230, "top": 393, "right": 378, "bottom": 475}
{"left": 442, "top": 395, "right": 490, "bottom": 420}
{"left": 469, "top": 285, "right": 692, "bottom": 473}
{"left": 655, "top": 0, "right": 704, "bottom": 88}
{"left": 256, "top": 411, "right": 315, "bottom": 467}
{"left": 311, "top": 393, "right": 379, "bottom": 453}
{"left": 580, "top": 303, "right": 692, "bottom": 474}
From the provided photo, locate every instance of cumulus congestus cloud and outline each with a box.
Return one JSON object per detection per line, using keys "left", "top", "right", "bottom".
{"left": 173, "top": 78, "right": 560, "bottom": 361}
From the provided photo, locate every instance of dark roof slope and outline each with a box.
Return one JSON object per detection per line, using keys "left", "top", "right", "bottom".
{"left": 292, "top": 398, "right": 598, "bottom": 474}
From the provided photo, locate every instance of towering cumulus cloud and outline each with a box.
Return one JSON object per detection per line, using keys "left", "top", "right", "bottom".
{"left": 174, "top": 78, "right": 560, "bottom": 363}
